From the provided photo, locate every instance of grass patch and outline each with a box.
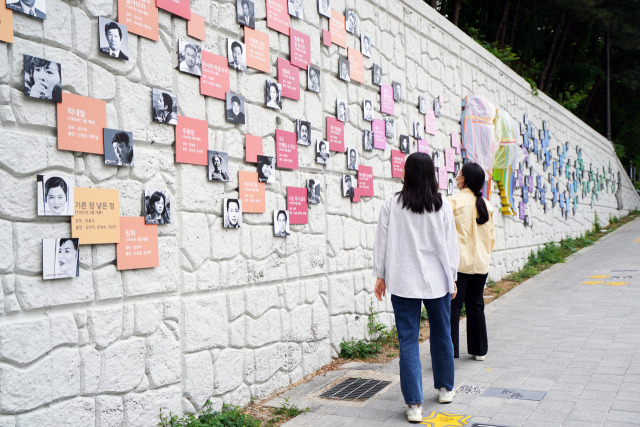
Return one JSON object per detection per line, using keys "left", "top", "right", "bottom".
{"left": 159, "top": 402, "right": 261, "bottom": 427}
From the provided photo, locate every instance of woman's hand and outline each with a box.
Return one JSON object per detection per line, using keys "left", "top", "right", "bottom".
{"left": 374, "top": 278, "right": 386, "bottom": 301}
{"left": 451, "top": 282, "right": 458, "bottom": 300}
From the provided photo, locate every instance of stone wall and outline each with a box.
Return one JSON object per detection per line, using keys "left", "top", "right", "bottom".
{"left": 1, "top": 0, "right": 638, "bottom": 424}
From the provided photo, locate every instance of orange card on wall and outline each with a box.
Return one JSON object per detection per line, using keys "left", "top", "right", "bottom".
{"left": 157, "top": 0, "right": 190, "bottom": 19}
{"left": 116, "top": 217, "right": 159, "bottom": 270}
{"left": 71, "top": 188, "right": 120, "bottom": 244}
{"left": 266, "top": 0, "right": 289, "bottom": 35}
{"left": 118, "top": 0, "right": 159, "bottom": 41}
{"left": 329, "top": 10, "right": 346, "bottom": 48}
{"left": 57, "top": 92, "right": 107, "bottom": 154}
{"left": 175, "top": 115, "right": 208, "bottom": 165}
{"left": 245, "top": 134, "right": 263, "bottom": 163}
{"left": 0, "top": 5, "right": 14, "bottom": 44}
{"left": 200, "top": 50, "right": 230, "bottom": 100}
{"left": 348, "top": 47, "right": 364, "bottom": 83}
{"left": 239, "top": 170, "right": 265, "bottom": 213}
{"left": 187, "top": 13, "right": 205, "bottom": 41}
{"left": 244, "top": 27, "right": 270, "bottom": 73}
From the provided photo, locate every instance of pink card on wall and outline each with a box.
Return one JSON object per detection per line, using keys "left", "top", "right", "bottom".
{"left": 289, "top": 28, "right": 310, "bottom": 69}
{"left": 245, "top": 27, "right": 271, "bottom": 73}
{"left": 351, "top": 187, "right": 361, "bottom": 203}
{"left": 322, "top": 29, "right": 331, "bottom": 47}
{"left": 156, "top": 0, "right": 190, "bottom": 19}
{"left": 245, "top": 134, "right": 263, "bottom": 163}
{"left": 287, "top": 187, "right": 308, "bottom": 225}
{"left": 380, "top": 85, "right": 394, "bottom": 115}
{"left": 451, "top": 132, "right": 461, "bottom": 154}
{"left": 187, "top": 13, "right": 205, "bottom": 41}
{"left": 417, "top": 139, "right": 429, "bottom": 154}
{"left": 175, "top": 115, "right": 208, "bottom": 165}
{"left": 425, "top": 110, "right": 436, "bottom": 135}
{"left": 277, "top": 58, "right": 300, "bottom": 100}
{"left": 200, "top": 50, "right": 230, "bottom": 100}
{"left": 266, "top": 0, "right": 290, "bottom": 35}
{"left": 445, "top": 148, "right": 455, "bottom": 172}
{"left": 358, "top": 165, "right": 374, "bottom": 197}
{"left": 329, "top": 10, "right": 346, "bottom": 48}
{"left": 116, "top": 217, "right": 159, "bottom": 270}
{"left": 348, "top": 48, "right": 364, "bottom": 83}
{"left": 372, "top": 119, "right": 386, "bottom": 150}
{"left": 276, "top": 129, "right": 298, "bottom": 169}
{"left": 438, "top": 167, "right": 448, "bottom": 189}
{"left": 326, "top": 116, "right": 345, "bottom": 152}
{"left": 118, "top": 0, "right": 159, "bottom": 41}
{"left": 391, "top": 150, "right": 405, "bottom": 179}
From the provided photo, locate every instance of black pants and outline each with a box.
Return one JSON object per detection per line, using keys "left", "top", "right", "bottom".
{"left": 450, "top": 272, "right": 488, "bottom": 358}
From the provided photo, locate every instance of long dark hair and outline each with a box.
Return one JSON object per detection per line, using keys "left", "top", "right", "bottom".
{"left": 398, "top": 153, "right": 442, "bottom": 213}
{"left": 461, "top": 162, "right": 489, "bottom": 225}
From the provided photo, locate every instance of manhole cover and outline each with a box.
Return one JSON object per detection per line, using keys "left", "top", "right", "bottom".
{"left": 319, "top": 377, "right": 391, "bottom": 401}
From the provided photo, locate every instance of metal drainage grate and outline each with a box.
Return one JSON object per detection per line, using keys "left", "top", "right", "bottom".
{"left": 319, "top": 378, "right": 391, "bottom": 401}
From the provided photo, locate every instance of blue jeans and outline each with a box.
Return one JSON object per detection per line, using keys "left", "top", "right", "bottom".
{"left": 391, "top": 293, "right": 455, "bottom": 405}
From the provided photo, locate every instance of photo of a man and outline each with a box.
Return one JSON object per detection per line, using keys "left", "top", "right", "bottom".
{"left": 104, "top": 128, "right": 134, "bottom": 167}
{"left": 307, "top": 66, "right": 321, "bottom": 93}
{"left": 392, "top": 81, "right": 402, "bottom": 101}
{"left": 361, "top": 35, "right": 371, "bottom": 57}
{"left": 223, "top": 198, "right": 242, "bottom": 228}
{"left": 399, "top": 135, "right": 410, "bottom": 154}
{"left": 363, "top": 130, "right": 373, "bottom": 151}
{"left": 414, "top": 122, "right": 423, "bottom": 140}
{"left": 372, "top": 64, "right": 382, "bottom": 86}
{"left": 99, "top": 18, "right": 128, "bottom": 60}
{"left": 345, "top": 9, "right": 357, "bottom": 34}
{"left": 307, "top": 179, "right": 321, "bottom": 204}
{"left": 273, "top": 210, "right": 290, "bottom": 237}
{"left": 434, "top": 96, "right": 442, "bottom": 117}
{"left": 225, "top": 93, "right": 246, "bottom": 124}
{"left": 208, "top": 151, "right": 230, "bottom": 182}
{"left": 363, "top": 99, "right": 373, "bottom": 121}
{"left": 418, "top": 95, "right": 426, "bottom": 114}
{"left": 342, "top": 174, "right": 355, "bottom": 198}
{"left": 337, "top": 99, "right": 347, "bottom": 123}
{"left": 6, "top": 0, "right": 45, "bottom": 19}
{"left": 385, "top": 117, "right": 395, "bottom": 138}
{"left": 236, "top": 0, "right": 255, "bottom": 28}
{"left": 227, "top": 39, "right": 247, "bottom": 71}
{"left": 318, "top": 0, "right": 330, "bottom": 18}
{"left": 178, "top": 40, "right": 201, "bottom": 76}
{"left": 338, "top": 57, "right": 350, "bottom": 82}
{"left": 297, "top": 120, "right": 311, "bottom": 146}
{"left": 287, "top": 0, "right": 303, "bottom": 19}
{"left": 347, "top": 148, "right": 358, "bottom": 170}
{"left": 316, "top": 140, "right": 329, "bottom": 165}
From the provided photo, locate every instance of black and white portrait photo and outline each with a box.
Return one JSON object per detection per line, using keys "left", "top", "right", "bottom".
{"left": 318, "top": 0, "right": 330, "bottom": 17}
{"left": 316, "top": 139, "right": 329, "bottom": 165}
{"left": 338, "top": 57, "right": 350, "bottom": 82}
{"left": 297, "top": 120, "right": 311, "bottom": 146}
{"left": 307, "top": 65, "right": 321, "bottom": 93}
{"left": 236, "top": 0, "right": 255, "bottom": 28}
{"left": 104, "top": 128, "right": 134, "bottom": 167}
{"left": 418, "top": 95, "right": 426, "bottom": 114}
{"left": 227, "top": 39, "right": 247, "bottom": 71}
{"left": 385, "top": 117, "right": 395, "bottom": 138}
{"left": 23, "top": 55, "right": 61, "bottom": 102}
{"left": 372, "top": 64, "right": 382, "bottom": 86}
{"left": 208, "top": 151, "right": 230, "bottom": 182}
{"left": 225, "top": 93, "right": 246, "bottom": 124}
{"left": 152, "top": 88, "right": 177, "bottom": 125}
{"left": 287, "top": 0, "right": 303, "bottom": 19}
{"left": 363, "top": 130, "right": 373, "bottom": 151}
{"left": 454, "top": 162, "right": 461, "bottom": 177}
{"left": 37, "top": 174, "right": 74, "bottom": 216}
{"left": 414, "top": 122, "right": 423, "bottom": 140}
{"left": 345, "top": 9, "right": 357, "bottom": 34}
{"left": 434, "top": 97, "right": 442, "bottom": 117}
{"left": 432, "top": 150, "right": 441, "bottom": 167}
{"left": 144, "top": 190, "right": 171, "bottom": 224}
{"left": 361, "top": 34, "right": 372, "bottom": 57}
{"left": 257, "top": 155, "right": 275, "bottom": 183}
{"left": 98, "top": 17, "right": 129, "bottom": 60}
{"left": 178, "top": 40, "right": 201, "bottom": 76}
{"left": 447, "top": 177, "right": 454, "bottom": 195}
{"left": 273, "top": 209, "right": 290, "bottom": 237}
{"left": 342, "top": 174, "right": 355, "bottom": 198}
{"left": 347, "top": 147, "right": 358, "bottom": 170}
{"left": 399, "top": 135, "right": 410, "bottom": 154}
{"left": 6, "top": 0, "right": 45, "bottom": 19}
{"left": 223, "top": 198, "right": 242, "bottom": 228}
{"left": 336, "top": 98, "right": 348, "bottom": 123}
{"left": 265, "top": 80, "right": 282, "bottom": 110}
{"left": 392, "top": 81, "right": 403, "bottom": 101}
{"left": 524, "top": 215, "right": 531, "bottom": 227}
{"left": 363, "top": 99, "right": 373, "bottom": 121}
{"left": 42, "top": 238, "right": 79, "bottom": 280}
{"left": 307, "top": 179, "right": 321, "bottom": 204}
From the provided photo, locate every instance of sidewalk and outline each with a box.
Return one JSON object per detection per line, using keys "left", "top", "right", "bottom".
{"left": 273, "top": 217, "right": 640, "bottom": 426}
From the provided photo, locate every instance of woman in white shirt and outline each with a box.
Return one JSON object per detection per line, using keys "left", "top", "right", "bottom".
{"left": 373, "top": 153, "right": 460, "bottom": 422}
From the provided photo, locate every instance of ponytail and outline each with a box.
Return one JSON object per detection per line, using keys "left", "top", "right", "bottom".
{"left": 461, "top": 163, "right": 490, "bottom": 225}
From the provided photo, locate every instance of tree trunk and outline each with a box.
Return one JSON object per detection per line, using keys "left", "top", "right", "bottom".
{"left": 452, "top": 0, "right": 462, "bottom": 26}
{"left": 585, "top": 76, "right": 603, "bottom": 121}
{"left": 546, "top": 17, "right": 572, "bottom": 93}
{"left": 495, "top": 0, "right": 511, "bottom": 47}
{"left": 478, "top": 0, "right": 489, "bottom": 32}
{"left": 538, "top": 11, "right": 567, "bottom": 92}
{"left": 430, "top": 0, "right": 438, "bottom": 8}
{"left": 508, "top": 0, "right": 521, "bottom": 47}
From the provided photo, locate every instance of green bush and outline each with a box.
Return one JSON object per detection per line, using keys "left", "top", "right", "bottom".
{"left": 159, "top": 402, "right": 261, "bottom": 427}
{"left": 339, "top": 338, "right": 381, "bottom": 359}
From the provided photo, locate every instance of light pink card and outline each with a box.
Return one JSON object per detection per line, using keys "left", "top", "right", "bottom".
{"left": 445, "top": 148, "right": 455, "bottom": 172}
{"left": 326, "top": 116, "right": 345, "bottom": 152}
{"left": 438, "top": 167, "right": 448, "bottom": 189}
{"left": 391, "top": 150, "right": 405, "bottom": 179}
{"left": 287, "top": 187, "right": 308, "bottom": 225}
{"left": 425, "top": 110, "right": 436, "bottom": 135}
{"left": 380, "top": 85, "right": 394, "bottom": 115}
{"left": 417, "top": 139, "right": 429, "bottom": 154}
{"left": 277, "top": 58, "right": 300, "bottom": 100}
{"left": 276, "top": 129, "right": 298, "bottom": 169}
{"left": 372, "top": 119, "right": 386, "bottom": 150}
{"left": 358, "top": 165, "right": 374, "bottom": 197}
{"left": 289, "top": 28, "right": 310, "bottom": 69}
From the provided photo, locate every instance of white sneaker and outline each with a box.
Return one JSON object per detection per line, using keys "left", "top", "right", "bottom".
{"left": 406, "top": 404, "right": 423, "bottom": 422}
{"left": 438, "top": 387, "right": 455, "bottom": 403}
{"left": 475, "top": 355, "right": 486, "bottom": 361}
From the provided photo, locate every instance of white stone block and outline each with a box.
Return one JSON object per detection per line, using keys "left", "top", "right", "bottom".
{"left": 245, "top": 308, "right": 281, "bottom": 348}
{"left": 99, "top": 339, "right": 146, "bottom": 393}
{"left": 80, "top": 346, "right": 100, "bottom": 395}
{"left": 328, "top": 275, "right": 354, "bottom": 314}
{"left": 212, "top": 348, "right": 243, "bottom": 395}
{"left": 123, "top": 384, "right": 182, "bottom": 427}
{"left": 182, "top": 295, "right": 228, "bottom": 352}
{"left": 226, "top": 290, "right": 244, "bottom": 321}
{"left": 88, "top": 307, "right": 123, "bottom": 349}
{"left": 93, "top": 265, "right": 123, "bottom": 301}
{"left": 147, "top": 323, "right": 180, "bottom": 389}
{"left": 16, "top": 397, "right": 94, "bottom": 426}
{"left": 96, "top": 395, "right": 124, "bottom": 427}
{"left": 244, "top": 286, "right": 280, "bottom": 318}
{"left": 0, "top": 318, "right": 50, "bottom": 365}
{"left": 180, "top": 212, "right": 211, "bottom": 269}
{"left": 134, "top": 301, "right": 164, "bottom": 336}
{"left": 15, "top": 271, "right": 94, "bottom": 310}
{"left": 50, "top": 313, "right": 78, "bottom": 348}
{"left": 184, "top": 351, "right": 214, "bottom": 411}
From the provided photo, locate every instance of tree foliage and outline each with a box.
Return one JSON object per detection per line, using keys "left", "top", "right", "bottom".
{"left": 428, "top": 0, "right": 640, "bottom": 178}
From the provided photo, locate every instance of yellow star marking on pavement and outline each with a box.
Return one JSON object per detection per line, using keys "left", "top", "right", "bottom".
{"left": 420, "top": 411, "right": 471, "bottom": 426}
{"left": 582, "top": 281, "right": 605, "bottom": 285}
{"left": 605, "top": 281, "right": 629, "bottom": 286}
{"left": 589, "top": 275, "right": 611, "bottom": 278}
{"left": 486, "top": 369, "right": 492, "bottom": 371}
{"left": 633, "top": 237, "right": 640, "bottom": 242}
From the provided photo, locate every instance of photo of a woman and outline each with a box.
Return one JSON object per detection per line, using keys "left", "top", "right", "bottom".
{"left": 144, "top": 190, "right": 171, "bottom": 224}
{"left": 152, "top": 89, "right": 178, "bottom": 125}
{"left": 37, "top": 175, "right": 74, "bottom": 216}
{"left": 42, "top": 238, "right": 79, "bottom": 280}
{"left": 265, "top": 80, "right": 282, "bottom": 110}
{"left": 23, "top": 55, "right": 62, "bottom": 102}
